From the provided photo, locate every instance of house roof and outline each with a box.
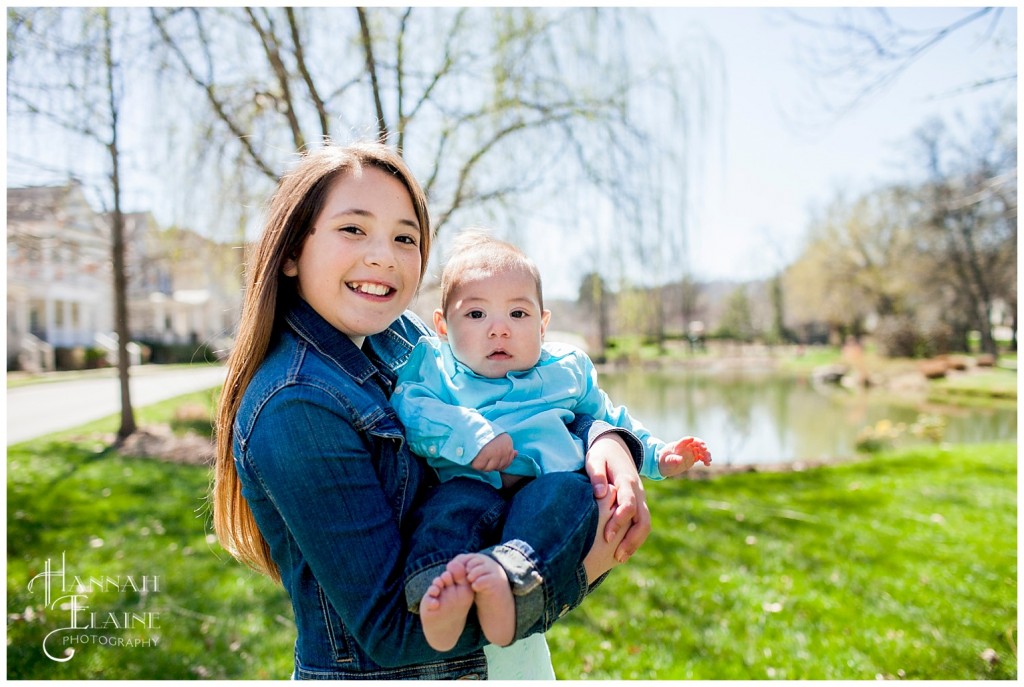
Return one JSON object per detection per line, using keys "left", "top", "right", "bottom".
{"left": 7, "top": 184, "right": 78, "bottom": 222}
{"left": 7, "top": 182, "right": 110, "bottom": 243}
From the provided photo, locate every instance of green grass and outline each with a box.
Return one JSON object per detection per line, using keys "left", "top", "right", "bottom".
{"left": 6, "top": 390, "right": 295, "bottom": 680}
{"left": 930, "top": 367, "right": 1018, "bottom": 402}
{"left": 549, "top": 444, "right": 1017, "bottom": 679}
{"left": 6, "top": 390, "right": 1017, "bottom": 679}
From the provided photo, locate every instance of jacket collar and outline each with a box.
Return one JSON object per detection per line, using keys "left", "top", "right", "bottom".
{"left": 283, "top": 294, "right": 420, "bottom": 386}
{"left": 284, "top": 295, "right": 380, "bottom": 385}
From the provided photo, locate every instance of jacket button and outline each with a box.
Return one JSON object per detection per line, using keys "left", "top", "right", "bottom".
{"left": 456, "top": 447, "right": 464, "bottom": 457}
{"left": 428, "top": 446, "right": 437, "bottom": 454}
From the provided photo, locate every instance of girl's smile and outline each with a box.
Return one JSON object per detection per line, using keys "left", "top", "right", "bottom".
{"left": 283, "top": 166, "right": 423, "bottom": 346}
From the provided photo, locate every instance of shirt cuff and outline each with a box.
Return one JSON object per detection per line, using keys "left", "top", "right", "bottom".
{"left": 576, "top": 418, "right": 645, "bottom": 474}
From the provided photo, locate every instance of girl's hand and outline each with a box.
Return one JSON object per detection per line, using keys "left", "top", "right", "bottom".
{"left": 584, "top": 432, "right": 651, "bottom": 563}
{"left": 582, "top": 485, "right": 627, "bottom": 583}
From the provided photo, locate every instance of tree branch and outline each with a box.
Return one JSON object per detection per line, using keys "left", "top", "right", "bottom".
{"left": 150, "top": 8, "right": 278, "bottom": 179}
{"left": 356, "top": 7, "right": 388, "bottom": 143}
{"left": 286, "top": 7, "right": 330, "bottom": 140}
{"left": 245, "top": 7, "right": 305, "bottom": 151}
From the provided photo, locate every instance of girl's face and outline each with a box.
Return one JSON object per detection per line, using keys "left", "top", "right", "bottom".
{"left": 283, "top": 166, "right": 423, "bottom": 345}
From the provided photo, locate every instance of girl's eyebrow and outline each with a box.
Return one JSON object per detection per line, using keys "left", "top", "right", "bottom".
{"left": 324, "top": 207, "right": 419, "bottom": 230}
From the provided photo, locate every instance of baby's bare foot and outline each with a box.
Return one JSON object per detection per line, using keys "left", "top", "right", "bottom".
{"left": 419, "top": 557, "right": 474, "bottom": 651}
{"left": 464, "top": 554, "right": 515, "bottom": 647}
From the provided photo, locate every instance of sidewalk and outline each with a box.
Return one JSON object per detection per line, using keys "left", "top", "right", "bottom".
{"left": 6, "top": 364, "right": 227, "bottom": 445}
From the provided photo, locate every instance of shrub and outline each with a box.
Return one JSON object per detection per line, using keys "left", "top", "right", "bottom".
{"left": 873, "top": 315, "right": 921, "bottom": 358}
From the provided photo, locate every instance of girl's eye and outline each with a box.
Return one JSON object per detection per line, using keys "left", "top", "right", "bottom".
{"left": 467, "top": 311, "right": 485, "bottom": 320}
{"left": 340, "top": 225, "right": 363, "bottom": 235}
{"left": 396, "top": 234, "right": 418, "bottom": 246}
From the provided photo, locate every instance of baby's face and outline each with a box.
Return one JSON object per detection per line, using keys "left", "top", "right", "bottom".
{"left": 436, "top": 268, "right": 550, "bottom": 379}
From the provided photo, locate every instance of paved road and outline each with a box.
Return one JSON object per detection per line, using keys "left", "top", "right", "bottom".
{"left": 6, "top": 365, "right": 227, "bottom": 445}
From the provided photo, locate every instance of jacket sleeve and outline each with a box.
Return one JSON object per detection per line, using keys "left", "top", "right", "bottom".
{"left": 392, "top": 342, "right": 499, "bottom": 468}
{"left": 240, "top": 386, "right": 486, "bottom": 666}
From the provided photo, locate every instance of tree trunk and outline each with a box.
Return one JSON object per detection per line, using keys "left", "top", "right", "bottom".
{"left": 103, "top": 10, "right": 136, "bottom": 441}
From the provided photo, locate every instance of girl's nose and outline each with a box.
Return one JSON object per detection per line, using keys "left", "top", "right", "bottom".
{"left": 365, "top": 237, "right": 397, "bottom": 269}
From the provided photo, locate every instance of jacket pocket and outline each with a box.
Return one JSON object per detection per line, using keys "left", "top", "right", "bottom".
{"left": 316, "top": 583, "right": 356, "bottom": 665}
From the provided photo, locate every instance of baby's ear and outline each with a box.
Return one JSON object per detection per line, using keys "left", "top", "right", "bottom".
{"left": 540, "top": 309, "right": 552, "bottom": 338}
{"left": 433, "top": 309, "right": 449, "bottom": 340}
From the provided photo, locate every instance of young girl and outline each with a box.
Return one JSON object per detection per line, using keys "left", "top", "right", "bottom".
{"left": 212, "top": 142, "right": 650, "bottom": 679}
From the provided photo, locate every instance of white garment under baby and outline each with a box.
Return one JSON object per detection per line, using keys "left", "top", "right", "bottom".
{"left": 484, "top": 633, "right": 556, "bottom": 680}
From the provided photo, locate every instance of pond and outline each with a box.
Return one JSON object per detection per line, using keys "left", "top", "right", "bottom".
{"left": 598, "top": 369, "right": 1017, "bottom": 466}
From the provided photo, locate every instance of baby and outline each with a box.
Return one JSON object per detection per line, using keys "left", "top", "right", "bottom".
{"left": 393, "top": 230, "right": 710, "bottom": 650}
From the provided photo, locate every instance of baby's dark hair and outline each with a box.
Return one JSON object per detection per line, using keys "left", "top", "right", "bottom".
{"left": 439, "top": 230, "right": 543, "bottom": 315}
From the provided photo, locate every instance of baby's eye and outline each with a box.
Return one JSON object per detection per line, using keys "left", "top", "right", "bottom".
{"left": 511, "top": 310, "right": 529, "bottom": 319}
{"left": 466, "top": 310, "right": 485, "bottom": 320}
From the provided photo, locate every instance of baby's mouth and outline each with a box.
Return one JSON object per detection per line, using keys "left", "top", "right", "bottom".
{"left": 487, "top": 349, "right": 511, "bottom": 360}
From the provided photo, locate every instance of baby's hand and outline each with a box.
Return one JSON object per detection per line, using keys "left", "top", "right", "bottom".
{"left": 471, "top": 433, "right": 517, "bottom": 472}
{"left": 658, "top": 436, "right": 711, "bottom": 477}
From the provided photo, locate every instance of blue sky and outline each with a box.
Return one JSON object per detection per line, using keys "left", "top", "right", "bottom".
{"left": 7, "top": 6, "right": 1016, "bottom": 300}
{"left": 532, "top": 6, "right": 1017, "bottom": 297}
{"left": 675, "top": 8, "right": 1014, "bottom": 272}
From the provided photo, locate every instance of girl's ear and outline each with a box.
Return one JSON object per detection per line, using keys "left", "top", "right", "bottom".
{"left": 433, "top": 309, "right": 448, "bottom": 340}
{"left": 282, "top": 254, "right": 299, "bottom": 277}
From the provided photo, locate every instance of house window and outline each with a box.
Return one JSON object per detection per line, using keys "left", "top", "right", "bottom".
{"left": 29, "top": 305, "right": 42, "bottom": 337}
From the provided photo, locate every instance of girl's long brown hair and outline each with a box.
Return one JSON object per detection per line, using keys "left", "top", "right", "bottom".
{"left": 213, "top": 143, "right": 431, "bottom": 581}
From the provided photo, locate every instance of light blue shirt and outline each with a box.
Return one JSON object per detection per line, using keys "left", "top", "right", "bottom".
{"left": 392, "top": 337, "right": 665, "bottom": 488}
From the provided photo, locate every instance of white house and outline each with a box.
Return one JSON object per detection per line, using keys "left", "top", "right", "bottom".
{"left": 7, "top": 182, "right": 243, "bottom": 370}
{"left": 7, "top": 183, "right": 113, "bottom": 370}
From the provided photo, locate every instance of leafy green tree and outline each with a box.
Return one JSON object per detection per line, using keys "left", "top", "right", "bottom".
{"left": 784, "top": 187, "right": 919, "bottom": 342}
{"left": 578, "top": 271, "right": 611, "bottom": 357}
{"left": 715, "top": 286, "right": 756, "bottom": 343}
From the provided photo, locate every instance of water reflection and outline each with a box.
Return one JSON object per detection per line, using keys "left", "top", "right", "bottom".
{"left": 598, "top": 369, "right": 1017, "bottom": 466}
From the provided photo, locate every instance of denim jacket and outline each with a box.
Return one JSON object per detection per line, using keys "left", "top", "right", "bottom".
{"left": 233, "top": 295, "right": 643, "bottom": 679}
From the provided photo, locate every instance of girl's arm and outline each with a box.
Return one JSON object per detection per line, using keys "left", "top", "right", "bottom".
{"left": 566, "top": 415, "right": 651, "bottom": 564}
{"left": 583, "top": 430, "right": 651, "bottom": 564}
{"left": 240, "top": 387, "right": 485, "bottom": 667}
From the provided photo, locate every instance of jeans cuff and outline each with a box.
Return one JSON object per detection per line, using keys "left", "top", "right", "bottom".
{"left": 483, "top": 540, "right": 544, "bottom": 642}
{"left": 404, "top": 561, "right": 448, "bottom": 613}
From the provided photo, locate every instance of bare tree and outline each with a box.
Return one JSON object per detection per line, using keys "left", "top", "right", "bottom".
{"left": 784, "top": 107, "right": 1016, "bottom": 356}
{"left": 147, "top": 7, "right": 714, "bottom": 268}
{"left": 8, "top": 7, "right": 140, "bottom": 440}
{"left": 914, "top": 112, "right": 1017, "bottom": 357}
{"left": 784, "top": 7, "right": 1015, "bottom": 124}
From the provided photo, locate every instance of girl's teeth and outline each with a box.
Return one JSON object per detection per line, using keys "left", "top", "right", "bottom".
{"left": 351, "top": 282, "right": 390, "bottom": 296}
